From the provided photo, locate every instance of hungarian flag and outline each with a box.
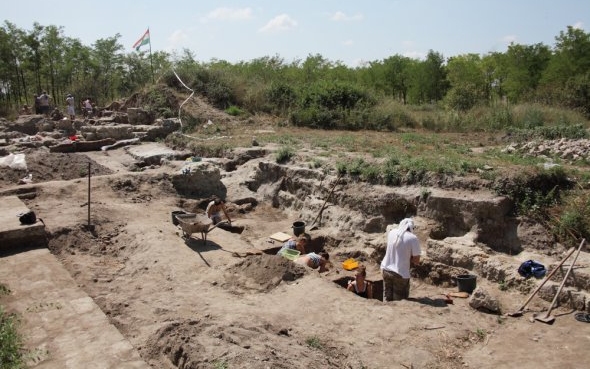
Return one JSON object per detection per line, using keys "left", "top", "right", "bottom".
{"left": 133, "top": 28, "right": 150, "bottom": 51}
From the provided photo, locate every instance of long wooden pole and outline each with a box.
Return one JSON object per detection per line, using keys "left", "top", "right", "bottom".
{"left": 87, "top": 162, "right": 91, "bottom": 226}
{"left": 310, "top": 173, "right": 342, "bottom": 228}
{"left": 509, "top": 246, "right": 575, "bottom": 316}
{"left": 541, "top": 238, "right": 585, "bottom": 319}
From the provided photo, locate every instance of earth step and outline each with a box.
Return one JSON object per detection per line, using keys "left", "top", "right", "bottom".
{"left": 537, "top": 281, "right": 590, "bottom": 312}
{"left": 426, "top": 236, "right": 590, "bottom": 296}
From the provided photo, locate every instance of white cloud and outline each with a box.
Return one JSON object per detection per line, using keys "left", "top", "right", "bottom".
{"left": 206, "top": 7, "right": 253, "bottom": 21}
{"left": 403, "top": 51, "right": 425, "bottom": 60}
{"left": 331, "top": 11, "right": 364, "bottom": 21}
{"left": 402, "top": 40, "right": 415, "bottom": 48}
{"left": 342, "top": 39, "right": 354, "bottom": 46}
{"left": 502, "top": 35, "right": 518, "bottom": 44}
{"left": 259, "top": 14, "right": 298, "bottom": 33}
{"left": 572, "top": 21, "right": 584, "bottom": 29}
{"left": 168, "top": 29, "right": 188, "bottom": 47}
{"left": 352, "top": 59, "right": 370, "bottom": 68}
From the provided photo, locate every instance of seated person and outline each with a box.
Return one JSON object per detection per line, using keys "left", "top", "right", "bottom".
{"left": 277, "top": 233, "right": 309, "bottom": 255}
{"left": 206, "top": 196, "right": 231, "bottom": 225}
{"left": 20, "top": 104, "right": 31, "bottom": 115}
{"left": 295, "top": 251, "right": 330, "bottom": 272}
{"left": 50, "top": 108, "right": 64, "bottom": 121}
{"left": 347, "top": 265, "right": 373, "bottom": 299}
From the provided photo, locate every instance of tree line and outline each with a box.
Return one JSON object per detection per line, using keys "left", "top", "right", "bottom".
{"left": 1, "top": 21, "right": 589, "bottom": 124}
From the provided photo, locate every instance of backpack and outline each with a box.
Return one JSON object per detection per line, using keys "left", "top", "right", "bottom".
{"left": 18, "top": 211, "right": 37, "bottom": 225}
{"left": 518, "top": 260, "right": 547, "bottom": 279}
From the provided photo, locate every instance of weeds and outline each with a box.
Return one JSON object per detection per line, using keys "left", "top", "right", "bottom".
{"left": 474, "top": 328, "right": 487, "bottom": 341}
{"left": 213, "top": 360, "right": 228, "bottom": 369}
{"left": 276, "top": 146, "right": 294, "bottom": 163}
{"left": 0, "top": 305, "right": 24, "bottom": 369}
{"left": 305, "top": 336, "right": 323, "bottom": 349}
{"left": 224, "top": 105, "right": 243, "bottom": 116}
{"left": 309, "top": 158, "right": 323, "bottom": 169}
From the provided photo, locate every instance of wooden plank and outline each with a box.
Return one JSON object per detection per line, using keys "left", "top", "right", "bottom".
{"left": 269, "top": 232, "right": 292, "bottom": 242}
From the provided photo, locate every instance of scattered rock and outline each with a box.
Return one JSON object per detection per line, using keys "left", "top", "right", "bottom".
{"left": 469, "top": 287, "right": 501, "bottom": 314}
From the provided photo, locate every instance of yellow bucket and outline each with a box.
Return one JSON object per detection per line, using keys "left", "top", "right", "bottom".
{"left": 342, "top": 258, "right": 359, "bottom": 270}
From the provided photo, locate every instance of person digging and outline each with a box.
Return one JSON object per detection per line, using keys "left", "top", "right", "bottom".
{"left": 206, "top": 196, "right": 244, "bottom": 234}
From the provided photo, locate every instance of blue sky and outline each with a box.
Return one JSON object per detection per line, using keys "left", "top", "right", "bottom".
{"left": 2, "top": 0, "right": 589, "bottom": 66}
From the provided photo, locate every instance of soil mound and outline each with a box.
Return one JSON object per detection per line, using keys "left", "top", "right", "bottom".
{"left": 223, "top": 254, "right": 307, "bottom": 293}
{"left": 143, "top": 318, "right": 355, "bottom": 369}
{"left": 0, "top": 151, "right": 113, "bottom": 187}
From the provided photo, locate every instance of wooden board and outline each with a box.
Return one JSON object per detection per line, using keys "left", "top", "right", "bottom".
{"left": 448, "top": 291, "right": 470, "bottom": 298}
{"left": 269, "top": 232, "right": 292, "bottom": 243}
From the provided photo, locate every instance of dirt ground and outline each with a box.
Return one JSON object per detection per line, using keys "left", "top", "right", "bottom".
{"left": 2, "top": 145, "right": 590, "bottom": 369}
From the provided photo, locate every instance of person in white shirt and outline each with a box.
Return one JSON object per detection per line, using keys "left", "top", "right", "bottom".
{"left": 66, "top": 94, "right": 75, "bottom": 120}
{"left": 380, "top": 218, "right": 421, "bottom": 301}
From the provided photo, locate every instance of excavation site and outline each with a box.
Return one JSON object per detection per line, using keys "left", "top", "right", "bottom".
{"left": 1, "top": 102, "right": 590, "bottom": 369}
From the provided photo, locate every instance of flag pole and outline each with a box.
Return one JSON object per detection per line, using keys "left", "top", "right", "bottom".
{"left": 148, "top": 27, "right": 154, "bottom": 84}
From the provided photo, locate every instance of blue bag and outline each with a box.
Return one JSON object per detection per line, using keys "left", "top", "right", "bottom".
{"left": 518, "top": 260, "right": 547, "bottom": 279}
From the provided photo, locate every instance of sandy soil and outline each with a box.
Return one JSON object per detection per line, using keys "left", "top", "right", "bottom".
{"left": 2, "top": 146, "right": 590, "bottom": 369}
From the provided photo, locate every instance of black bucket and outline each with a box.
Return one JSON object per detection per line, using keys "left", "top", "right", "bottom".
{"left": 456, "top": 274, "right": 477, "bottom": 294}
{"left": 292, "top": 221, "right": 306, "bottom": 236}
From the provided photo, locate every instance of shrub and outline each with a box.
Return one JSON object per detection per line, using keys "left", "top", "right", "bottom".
{"left": 305, "top": 336, "right": 323, "bottom": 349}
{"left": 0, "top": 304, "right": 24, "bottom": 369}
{"left": 552, "top": 190, "right": 590, "bottom": 245}
{"left": 335, "top": 161, "right": 348, "bottom": 175}
{"left": 225, "top": 105, "right": 243, "bottom": 116}
{"left": 383, "top": 165, "right": 402, "bottom": 186}
{"left": 521, "top": 107, "right": 545, "bottom": 128}
{"left": 493, "top": 166, "right": 572, "bottom": 217}
{"left": 346, "top": 158, "right": 365, "bottom": 176}
{"left": 361, "top": 164, "right": 380, "bottom": 183}
{"left": 206, "top": 82, "right": 235, "bottom": 109}
{"left": 275, "top": 146, "right": 294, "bottom": 163}
{"left": 266, "top": 83, "right": 297, "bottom": 114}
{"left": 289, "top": 106, "right": 338, "bottom": 129}
{"left": 445, "top": 84, "right": 479, "bottom": 112}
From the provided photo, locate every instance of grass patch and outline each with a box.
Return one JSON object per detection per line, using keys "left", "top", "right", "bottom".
{"left": 0, "top": 303, "right": 24, "bottom": 369}
{"left": 305, "top": 336, "right": 323, "bottom": 349}
{"left": 474, "top": 328, "right": 487, "bottom": 341}
{"left": 213, "top": 360, "right": 228, "bottom": 369}
{"left": 276, "top": 146, "right": 294, "bottom": 163}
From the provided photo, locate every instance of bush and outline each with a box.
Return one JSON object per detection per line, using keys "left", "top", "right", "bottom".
{"left": 0, "top": 304, "right": 24, "bottom": 369}
{"left": 275, "top": 146, "right": 294, "bottom": 163}
{"left": 507, "top": 123, "right": 588, "bottom": 142}
{"left": 266, "top": 83, "right": 297, "bottom": 114}
{"left": 225, "top": 105, "right": 243, "bottom": 116}
{"left": 493, "top": 167, "right": 572, "bottom": 217}
{"left": 445, "top": 84, "right": 479, "bottom": 112}
{"left": 552, "top": 190, "right": 590, "bottom": 245}
{"left": 289, "top": 106, "right": 339, "bottom": 129}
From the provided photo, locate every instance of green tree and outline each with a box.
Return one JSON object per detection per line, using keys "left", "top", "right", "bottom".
{"left": 90, "top": 34, "right": 124, "bottom": 102}
{"left": 382, "top": 54, "right": 412, "bottom": 103}
{"left": 481, "top": 52, "right": 506, "bottom": 102}
{"left": 503, "top": 43, "right": 551, "bottom": 102}
{"left": 543, "top": 26, "right": 590, "bottom": 85}
{"left": 39, "top": 25, "right": 68, "bottom": 100}
{"left": 445, "top": 53, "right": 486, "bottom": 109}
{"left": 409, "top": 50, "right": 448, "bottom": 104}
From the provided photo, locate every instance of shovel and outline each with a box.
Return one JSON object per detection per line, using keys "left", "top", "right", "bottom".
{"left": 507, "top": 246, "right": 576, "bottom": 317}
{"left": 534, "top": 239, "right": 585, "bottom": 324}
{"left": 309, "top": 173, "right": 342, "bottom": 230}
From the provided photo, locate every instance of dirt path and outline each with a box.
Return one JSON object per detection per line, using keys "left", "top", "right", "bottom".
{"left": 2, "top": 146, "right": 590, "bottom": 368}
